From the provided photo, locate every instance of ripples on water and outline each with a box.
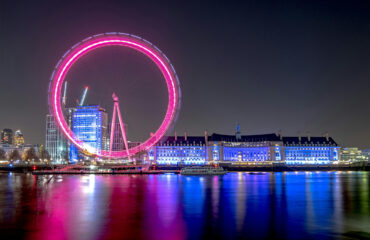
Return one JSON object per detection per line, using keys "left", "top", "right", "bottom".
{"left": 0, "top": 172, "right": 369, "bottom": 240}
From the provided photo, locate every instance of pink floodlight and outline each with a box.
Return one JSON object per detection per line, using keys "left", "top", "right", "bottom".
{"left": 48, "top": 33, "right": 181, "bottom": 159}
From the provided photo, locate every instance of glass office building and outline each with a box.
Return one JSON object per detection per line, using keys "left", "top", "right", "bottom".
{"left": 45, "top": 115, "right": 69, "bottom": 163}
{"left": 46, "top": 107, "right": 76, "bottom": 163}
{"left": 70, "top": 105, "right": 108, "bottom": 161}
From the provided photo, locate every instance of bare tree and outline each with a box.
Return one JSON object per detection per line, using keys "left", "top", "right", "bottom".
{"left": 0, "top": 148, "right": 6, "bottom": 160}
{"left": 9, "top": 149, "right": 21, "bottom": 161}
{"left": 23, "top": 148, "right": 39, "bottom": 162}
{"left": 39, "top": 145, "right": 51, "bottom": 161}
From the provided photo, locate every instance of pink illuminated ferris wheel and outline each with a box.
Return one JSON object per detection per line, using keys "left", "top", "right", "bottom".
{"left": 48, "top": 33, "right": 181, "bottom": 159}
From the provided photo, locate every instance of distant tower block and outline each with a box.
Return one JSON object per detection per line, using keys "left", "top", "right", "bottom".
{"left": 109, "top": 93, "right": 130, "bottom": 160}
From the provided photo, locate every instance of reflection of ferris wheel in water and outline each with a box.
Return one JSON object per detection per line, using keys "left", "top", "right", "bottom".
{"left": 48, "top": 33, "right": 181, "bottom": 159}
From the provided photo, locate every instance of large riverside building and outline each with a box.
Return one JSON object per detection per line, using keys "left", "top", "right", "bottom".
{"left": 149, "top": 132, "right": 340, "bottom": 165}
{"left": 70, "top": 105, "right": 108, "bottom": 161}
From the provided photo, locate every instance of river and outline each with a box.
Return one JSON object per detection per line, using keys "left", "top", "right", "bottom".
{"left": 0, "top": 171, "right": 369, "bottom": 239}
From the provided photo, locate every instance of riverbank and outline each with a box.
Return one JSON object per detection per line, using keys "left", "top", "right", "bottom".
{"left": 32, "top": 170, "right": 180, "bottom": 175}
{"left": 155, "top": 162, "right": 370, "bottom": 172}
{"left": 0, "top": 162, "right": 369, "bottom": 174}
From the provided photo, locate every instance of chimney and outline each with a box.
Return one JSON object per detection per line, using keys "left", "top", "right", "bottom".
{"left": 278, "top": 130, "right": 282, "bottom": 140}
{"left": 174, "top": 131, "right": 177, "bottom": 141}
{"left": 205, "top": 129, "right": 208, "bottom": 145}
{"left": 184, "top": 131, "right": 187, "bottom": 141}
{"left": 298, "top": 131, "right": 301, "bottom": 142}
{"left": 324, "top": 132, "right": 329, "bottom": 141}
{"left": 306, "top": 131, "right": 311, "bottom": 141}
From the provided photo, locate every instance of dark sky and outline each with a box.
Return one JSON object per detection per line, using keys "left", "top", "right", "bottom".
{"left": 1, "top": 0, "right": 370, "bottom": 148}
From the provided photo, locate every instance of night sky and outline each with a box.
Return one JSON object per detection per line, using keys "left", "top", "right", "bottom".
{"left": 1, "top": 0, "right": 370, "bottom": 148}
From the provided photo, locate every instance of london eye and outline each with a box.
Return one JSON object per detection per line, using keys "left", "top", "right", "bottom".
{"left": 48, "top": 33, "right": 181, "bottom": 159}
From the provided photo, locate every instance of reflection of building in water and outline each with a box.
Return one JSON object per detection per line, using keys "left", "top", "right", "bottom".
{"left": 149, "top": 127, "right": 341, "bottom": 165}
{"left": 235, "top": 173, "right": 246, "bottom": 231}
{"left": 341, "top": 148, "right": 367, "bottom": 162}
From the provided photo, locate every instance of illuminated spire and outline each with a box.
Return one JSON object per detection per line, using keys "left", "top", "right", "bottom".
{"left": 236, "top": 123, "right": 241, "bottom": 140}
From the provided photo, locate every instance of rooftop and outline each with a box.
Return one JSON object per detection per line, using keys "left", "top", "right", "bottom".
{"left": 158, "top": 133, "right": 338, "bottom": 146}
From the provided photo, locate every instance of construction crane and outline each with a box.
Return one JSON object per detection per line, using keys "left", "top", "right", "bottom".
{"left": 62, "top": 81, "right": 68, "bottom": 106}
{"left": 79, "top": 86, "right": 89, "bottom": 106}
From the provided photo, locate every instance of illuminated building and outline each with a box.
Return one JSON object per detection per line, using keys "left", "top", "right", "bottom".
{"left": 45, "top": 108, "right": 75, "bottom": 163}
{"left": 13, "top": 130, "right": 25, "bottom": 146}
{"left": 150, "top": 136, "right": 208, "bottom": 165}
{"left": 1, "top": 129, "right": 13, "bottom": 144}
{"left": 150, "top": 130, "right": 340, "bottom": 165}
{"left": 70, "top": 105, "right": 108, "bottom": 161}
{"left": 340, "top": 148, "right": 367, "bottom": 162}
{"left": 0, "top": 143, "right": 16, "bottom": 156}
{"left": 283, "top": 136, "right": 339, "bottom": 164}
{"left": 361, "top": 149, "right": 370, "bottom": 162}
{"left": 209, "top": 133, "right": 283, "bottom": 162}
{"left": 0, "top": 143, "right": 40, "bottom": 160}
{"left": 46, "top": 114, "right": 69, "bottom": 163}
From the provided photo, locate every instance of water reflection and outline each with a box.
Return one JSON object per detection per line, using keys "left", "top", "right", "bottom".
{"left": 0, "top": 172, "right": 369, "bottom": 239}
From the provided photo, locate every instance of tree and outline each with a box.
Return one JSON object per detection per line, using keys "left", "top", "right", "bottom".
{"left": 23, "top": 147, "right": 39, "bottom": 162}
{"left": 61, "top": 150, "right": 69, "bottom": 162}
{"left": 0, "top": 148, "right": 6, "bottom": 160}
{"left": 9, "top": 149, "right": 21, "bottom": 161}
{"left": 39, "top": 145, "right": 51, "bottom": 161}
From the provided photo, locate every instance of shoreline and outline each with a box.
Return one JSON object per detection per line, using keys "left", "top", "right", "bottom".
{"left": 1, "top": 162, "right": 369, "bottom": 175}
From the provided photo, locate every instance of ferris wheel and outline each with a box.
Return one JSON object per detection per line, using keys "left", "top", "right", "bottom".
{"left": 48, "top": 32, "right": 181, "bottom": 159}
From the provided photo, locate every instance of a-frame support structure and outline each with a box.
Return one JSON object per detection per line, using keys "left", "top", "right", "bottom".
{"left": 109, "top": 93, "right": 130, "bottom": 160}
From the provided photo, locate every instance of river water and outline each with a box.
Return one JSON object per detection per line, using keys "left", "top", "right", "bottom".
{"left": 0, "top": 171, "right": 369, "bottom": 239}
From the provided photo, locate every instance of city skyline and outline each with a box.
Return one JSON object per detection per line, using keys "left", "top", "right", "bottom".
{"left": 1, "top": 1, "right": 370, "bottom": 148}
{"left": 1, "top": 2, "right": 370, "bottom": 239}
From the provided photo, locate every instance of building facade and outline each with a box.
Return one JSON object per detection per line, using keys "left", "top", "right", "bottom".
{"left": 0, "top": 143, "right": 40, "bottom": 160}
{"left": 45, "top": 114, "right": 69, "bottom": 163}
{"left": 14, "top": 130, "right": 25, "bottom": 146}
{"left": 1, "top": 129, "right": 13, "bottom": 144}
{"left": 283, "top": 136, "right": 339, "bottom": 164}
{"left": 69, "top": 105, "right": 108, "bottom": 161}
{"left": 149, "top": 132, "right": 340, "bottom": 165}
{"left": 149, "top": 136, "right": 208, "bottom": 165}
{"left": 340, "top": 148, "right": 367, "bottom": 162}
